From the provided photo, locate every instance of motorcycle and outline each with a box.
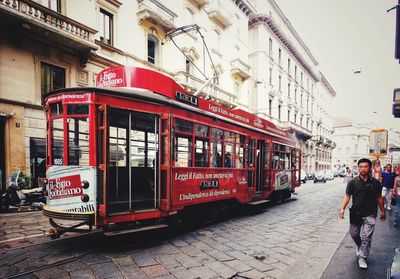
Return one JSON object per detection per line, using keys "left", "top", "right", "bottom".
{"left": 0, "top": 171, "right": 46, "bottom": 212}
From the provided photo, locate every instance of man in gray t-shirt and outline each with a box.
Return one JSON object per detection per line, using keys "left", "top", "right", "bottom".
{"left": 339, "top": 158, "right": 385, "bottom": 269}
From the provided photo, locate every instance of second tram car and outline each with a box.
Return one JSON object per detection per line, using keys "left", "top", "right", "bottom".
{"left": 43, "top": 66, "right": 300, "bottom": 237}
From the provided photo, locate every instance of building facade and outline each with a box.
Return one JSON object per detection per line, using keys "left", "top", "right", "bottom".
{"left": 0, "top": 0, "right": 335, "bottom": 189}
{"left": 331, "top": 117, "right": 400, "bottom": 169}
{"left": 310, "top": 73, "right": 336, "bottom": 172}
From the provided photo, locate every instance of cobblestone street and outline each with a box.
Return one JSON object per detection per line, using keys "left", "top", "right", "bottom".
{"left": 0, "top": 180, "right": 348, "bottom": 279}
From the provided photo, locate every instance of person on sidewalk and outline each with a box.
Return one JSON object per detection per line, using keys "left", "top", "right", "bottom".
{"left": 338, "top": 158, "right": 386, "bottom": 270}
{"left": 381, "top": 164, "right": 397, "bottom": 210}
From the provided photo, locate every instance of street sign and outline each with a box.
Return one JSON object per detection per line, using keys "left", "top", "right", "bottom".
{"left": 369, "top": 129, "right": 388, "bottom": 157}
{"left": 390, "top": 147, "right": 400, "bottom": 152}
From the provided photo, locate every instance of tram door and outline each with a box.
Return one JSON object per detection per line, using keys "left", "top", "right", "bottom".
{"left": 255, "top": 140, "right": 265, "bottom": 192}
{"left": 107, "top": 108, "right": 159, "bottom": 214}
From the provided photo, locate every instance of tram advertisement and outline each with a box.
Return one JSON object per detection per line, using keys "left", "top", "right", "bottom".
{"left": 46, "top": 166, "right": 96, "bottom": 213}
{"left": 172, "top": 169, "right": 243, "bottom": 205}
{"left": 274, "top": 170, "right": 291, "bottom": 191}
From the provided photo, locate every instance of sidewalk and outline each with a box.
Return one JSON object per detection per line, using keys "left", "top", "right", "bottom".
{"left": 321, "top": 208, "right": 400, "bottom": 279}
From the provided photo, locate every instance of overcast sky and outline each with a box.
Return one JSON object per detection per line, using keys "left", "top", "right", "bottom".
{"left": 275, "top": 0, "right": 400, "bottom": 130}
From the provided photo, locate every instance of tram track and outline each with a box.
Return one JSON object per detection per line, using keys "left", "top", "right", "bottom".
{"left": 1, "top": 229, "right": 101, "bottom": 253}
{"left": 2, "top": 250, "right": 95, "bottom": 279}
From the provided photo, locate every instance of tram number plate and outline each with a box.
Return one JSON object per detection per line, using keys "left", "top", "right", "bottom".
{"left": 200, "top": 180, "right": 219, "bottom": 190}
{"left": 176, "top": 91, "right": 198, "bottom": 107}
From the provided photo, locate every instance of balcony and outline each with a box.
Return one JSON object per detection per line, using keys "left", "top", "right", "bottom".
{"left": 189, "top": 0, "right": 209, "bottom": 7}
{"left": 137, "top": 0, "right": 177, "bottom": 31}
{"left": 281, "top": 121, "right": 313, "bottom": 140}
{"left": 0, "top": 0, "right": 97, "bottom": 63}
{"left": 205, "top": 0, "right": 232, "bottom": 28}
{"left": 230, "top": 59, "right": 251, "bottom": 80}
{"left": 174, "top": 71, "right": 237, "bottom": 108}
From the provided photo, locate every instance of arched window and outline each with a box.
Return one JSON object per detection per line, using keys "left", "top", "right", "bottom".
{"left": 147, "top": 34, "right": 159, "bottom": 65}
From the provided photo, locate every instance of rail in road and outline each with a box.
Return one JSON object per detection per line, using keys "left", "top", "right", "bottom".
{"left": 0, "top": 178, "right": 348, "bottom": 279}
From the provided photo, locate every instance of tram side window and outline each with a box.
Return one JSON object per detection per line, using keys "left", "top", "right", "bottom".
{"left": 272, "top": 143, "right": 291, "bottom": 169}
{"left": 246, "top": 140, "right": 256, "bottom": 167}
{"left": 175, "top": 136, "right": 192, "bottom": 167}
{"left": 225, "top": 143, "right": 234, "bottom": 168}
{"left": 175, "top": 119, "right": 193, "bottom": 133}
{"left": 195, "top": 139, "right": 209, "bottom": 167}
{"left": 109, "top": 127, "right": 127, "bottom": 167}
{"left": 50, "top": 103, "right": 63, "bottom": 117}
{"left": 211, "top": 140, "right": 222, "bottom": 167}
{"left": 265, "top": 143, "right": 270, "bottom": 168}
{"left": 235, "top": 135, "right": 245, "bottom": 169}
{"left": 68, "top": 118, "right": 90, "bottom": 166}
{"left": 291, "top": 148, "right": 297, "bottom": 169}
{"left": 67, "top": 104, "right": 89, "bottom": 115}
{"left": 194, "top": 123, "right": 209, "bottom": 167}
{"left": 51, "top": 118, "right": 64, "bottom": 165}
{"left": 272, "top": 143, "right": 280, "bottom": 169}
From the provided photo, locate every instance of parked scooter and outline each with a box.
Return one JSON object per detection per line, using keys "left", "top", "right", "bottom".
{"left": 0, "top": 171, "right": 45, "bottom": 212}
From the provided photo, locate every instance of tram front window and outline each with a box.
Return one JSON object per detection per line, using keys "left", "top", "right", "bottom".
{"left": 51, "top": 118, "right": 64, "bottom": 165}
{"left": 68, "top": 118, "right": 90, "bottom": 166}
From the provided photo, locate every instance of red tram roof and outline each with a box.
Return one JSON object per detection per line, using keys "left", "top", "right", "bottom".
{"left": 47, "top": 66, "right": 292, "bottom": 141}
{"left": 96, "top": 66, "right": 290, "bottom": 140}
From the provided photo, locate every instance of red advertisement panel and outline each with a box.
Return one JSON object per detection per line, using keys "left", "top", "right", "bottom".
{"left": 48, "top": 174, "right": 82, "bottom": 200}
{"left": 172, "top": 168, "right": 248, "bottom": 207}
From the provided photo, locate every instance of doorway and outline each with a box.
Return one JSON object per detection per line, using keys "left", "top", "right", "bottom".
{"left": 107, "top": 108, "right": 159, "bottom": 214}
{"left": 256, "top": 140, "right": 265, "bottom": 192}
{"left": 0, "top": 117, "right": 5, "bottom": 190}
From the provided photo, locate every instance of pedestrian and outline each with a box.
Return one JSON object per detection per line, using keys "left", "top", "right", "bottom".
{"left": 381, "top": 163, "right": 397, "bottom": 210}
{"left": 372, "top": 159, "right": 382, "bottom": 183}
{"left": 224, "top": 152, "right": 233, "bottom": 168}
{"left": 392, "top": 166, "right": 400, "bottom": 206}
{"left": 343, "top": 168, "right": 353, "bottom": 184}
{"left": 338, "top": 158, "right": 386, "bottom": 269}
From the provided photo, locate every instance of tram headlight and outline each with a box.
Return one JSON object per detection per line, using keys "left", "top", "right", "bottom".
{"left": 81, "top": 180, "right": 89, "bottom": 189}
{"left": 81, "top": 194, "right": 89, "bottom": 202}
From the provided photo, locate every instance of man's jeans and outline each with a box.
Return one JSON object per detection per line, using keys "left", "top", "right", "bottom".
{"left": 349, "top": 216, "right": 376, "bottom": 258}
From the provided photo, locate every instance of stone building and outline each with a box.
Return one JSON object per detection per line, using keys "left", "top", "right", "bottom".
{"left": 0, "top": 0, "right": 335, "bottom": 189}
{"left": 332, "top": 117, "right": 400, "bottom": 170}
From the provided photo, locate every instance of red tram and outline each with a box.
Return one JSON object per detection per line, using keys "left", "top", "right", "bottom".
{"left": 43, "top": 66, "right": 300, "bottom": 237}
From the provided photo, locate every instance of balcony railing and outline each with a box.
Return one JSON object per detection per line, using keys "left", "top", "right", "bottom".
{"left": 205, "top": 0, "right": 232, "bottom": 28}
{"left": 190, "top": 0, "right": 209, "bottom": 7}
{"left": 174, "top": 71, "right": 237, "bottom": 107}
{"left": 0, "top": 0, "right": 97, "bottom": 45}
{"left": 137, "top": 0, "right": 177, "bottom": 30}
{"left": 230, "top": 58, "right": 251, "bottom": 80}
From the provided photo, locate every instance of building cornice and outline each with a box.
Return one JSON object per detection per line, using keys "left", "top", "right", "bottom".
{"left": 231, "top": 0, "right": 256, "bottom": 17}
{"left": 267, "top": 0, "right": 319, "bottom": 66}
{"left": 249, "top": 14, "right": 319, "bottom": 82}
{"left": 320, "top": 72, "right": 337, "bottom": 97}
